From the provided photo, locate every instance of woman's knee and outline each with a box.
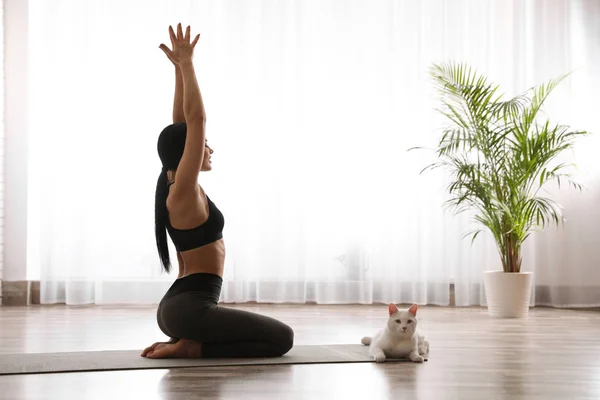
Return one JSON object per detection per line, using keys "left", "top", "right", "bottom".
{"left": 156, "top": 306, "right": 172, "bottom": 338}
{"left": 159, "top": 303, "right": 191, "bottom": 339}
{"left": 275, "top": 322, "right": 294, "bottom": 356}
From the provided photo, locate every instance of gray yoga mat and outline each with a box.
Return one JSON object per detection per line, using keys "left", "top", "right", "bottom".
{"left": 0, "top": 344, "right": 397, "bottom": 375}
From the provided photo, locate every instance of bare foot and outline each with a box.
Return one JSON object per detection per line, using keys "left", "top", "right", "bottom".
{"left": 141, "top": 338, "right": 179, "bottom": 357}
{"left": 145, "top": 339, "right": 203, "bottom": 359}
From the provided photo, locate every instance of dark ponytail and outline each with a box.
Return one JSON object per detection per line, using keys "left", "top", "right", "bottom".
{"left": 155, "top": 167, "right": 171, "bottom": 273}
{"left": 155, "top": 121, "right": 187, "bottom": 273}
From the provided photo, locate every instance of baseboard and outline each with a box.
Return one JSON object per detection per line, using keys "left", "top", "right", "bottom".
{"left": 1, "top": 281, "right": 40, "bottom": 306}
{"left": 1, "top": 280, "right": 598, "bottom": 308}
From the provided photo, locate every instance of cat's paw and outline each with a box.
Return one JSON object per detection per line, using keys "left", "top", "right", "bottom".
{"left": 410, "top": 355, "right": 425, "bottom": 363}
{"left": 374, "top": 352, "right": 386, "bottom": 363}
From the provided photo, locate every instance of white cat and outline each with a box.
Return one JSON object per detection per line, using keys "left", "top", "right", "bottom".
{"left": 361, "top": 303, "right": 430, "bottom": 363}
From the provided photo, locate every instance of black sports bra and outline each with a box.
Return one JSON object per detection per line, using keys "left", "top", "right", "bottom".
{"left": 165, "top": 184, "right": 225, "bottom": 252}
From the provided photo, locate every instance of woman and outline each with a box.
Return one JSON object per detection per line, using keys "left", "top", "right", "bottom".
{"left": 141, "top": 24, "right": 294, "bottom": 359}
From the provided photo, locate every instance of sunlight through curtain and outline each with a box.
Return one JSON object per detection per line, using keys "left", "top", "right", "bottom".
{"left": 25, "top": 0, "right": 600, "bottom": 306}
{"left": 0, "top": 0, "right": 5, "bottom": 299}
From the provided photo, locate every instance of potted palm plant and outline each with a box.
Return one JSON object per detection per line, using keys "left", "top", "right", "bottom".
{"left": 412, "top": 62, "right": 589, "bottom": 317}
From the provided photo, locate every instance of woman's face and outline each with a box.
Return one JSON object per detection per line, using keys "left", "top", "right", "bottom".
{"left": 201, "top": 140, "right": 214, "bottom": 171}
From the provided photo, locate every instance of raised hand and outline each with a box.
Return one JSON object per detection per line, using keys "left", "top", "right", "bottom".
{"left": 159, "top": 23, "right": 200, "bottom": 66}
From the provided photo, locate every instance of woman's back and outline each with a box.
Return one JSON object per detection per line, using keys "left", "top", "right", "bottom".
{"left": 166, "top": 183, "right": 226, "bottom": 278}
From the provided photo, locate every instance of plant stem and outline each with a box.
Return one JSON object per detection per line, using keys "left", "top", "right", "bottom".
{"left": 502, "top": 232, "right": 521, "bottom": 273}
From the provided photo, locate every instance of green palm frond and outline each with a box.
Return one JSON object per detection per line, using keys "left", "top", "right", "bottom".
{"left": 413, "top": 62, "right": 590, "bottom": 273}
{"left": 521, "top": 73, "right": 572, "bottom": 134}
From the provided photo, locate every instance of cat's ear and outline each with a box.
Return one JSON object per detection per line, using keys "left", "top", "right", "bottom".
{"left": 388, "top": 303, "right": 399, "bottom": 315}
{"left": 408, "top": 304, "right": 418, "bottom": 316}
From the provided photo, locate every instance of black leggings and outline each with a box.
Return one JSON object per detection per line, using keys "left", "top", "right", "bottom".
{"left": 156, "top": 273, "right": 294, "bottom": 358}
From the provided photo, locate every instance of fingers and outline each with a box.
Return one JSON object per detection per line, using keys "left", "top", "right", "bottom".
{"left": 167, "top": 23, "right": 198, "bottom": 47}
{"left": 159, "top": 43, "right": 175, "bottom": 59}
{"left": 169, "top": 25, "right": 176, "bottom": 47}
{"left": 191, "top": 33, "right": 200, "bottom": 48}
{"left": 177, "top": 23, "right": 183, "bottom": 40}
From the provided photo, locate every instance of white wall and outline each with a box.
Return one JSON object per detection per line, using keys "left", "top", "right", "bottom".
{"left": 3, "top": 0, "right": 29, "bottom": 281}
{"left": 0, "top": 0, "right": 5, "bottom": 284}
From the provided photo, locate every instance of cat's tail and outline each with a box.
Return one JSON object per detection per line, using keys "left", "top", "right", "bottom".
{"left": 361, "top": 336, "right": 372, "bottom": 346}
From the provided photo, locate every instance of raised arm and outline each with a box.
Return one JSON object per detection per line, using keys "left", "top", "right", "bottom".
{"left": 172, "top": 67, "right": 185, "bottom": 123}
{"left": 160, "top": 26, "right": 186, "bottom": 123}
{"left": 160, "top": 24, "right": 206, "bottom": 194}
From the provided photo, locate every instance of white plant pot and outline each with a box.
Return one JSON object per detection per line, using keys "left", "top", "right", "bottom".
{"left": 483, "top": 271, "right": 533, "bottom": 318}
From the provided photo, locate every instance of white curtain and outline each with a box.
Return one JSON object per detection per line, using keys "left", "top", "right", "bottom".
{"left": 0, "top": 0, "right": 4, "bottom": 290}
{"left": 26, "top": 0, "right": 600, "bottom": 306}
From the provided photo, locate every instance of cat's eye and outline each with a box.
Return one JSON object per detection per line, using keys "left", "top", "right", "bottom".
{"left": 407, "top": 320, "right": 413, "bottom": 324}
{"left": 395, "top": 319, "right": 401, "bottom": 323}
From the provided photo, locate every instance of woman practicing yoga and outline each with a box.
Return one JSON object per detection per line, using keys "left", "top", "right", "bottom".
{"left": 141, "top": 24, "right": 294, "bottom": 359}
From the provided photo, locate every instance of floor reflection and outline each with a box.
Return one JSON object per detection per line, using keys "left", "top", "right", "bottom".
{"left": 157, "top": 362, "right": 405, "bottom": 400}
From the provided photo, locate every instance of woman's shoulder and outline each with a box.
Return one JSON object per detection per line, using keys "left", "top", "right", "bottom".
{"left": 166, "top": 182, "right": 207, "bottom": 213}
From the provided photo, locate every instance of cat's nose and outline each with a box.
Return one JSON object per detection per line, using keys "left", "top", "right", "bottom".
{"left": 402, "top": 327, "right": 407, "bottom": 331}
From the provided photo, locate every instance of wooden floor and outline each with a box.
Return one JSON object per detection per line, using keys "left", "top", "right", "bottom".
{"left": 0, "top": 304, "right": 599, "bottom": 399}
